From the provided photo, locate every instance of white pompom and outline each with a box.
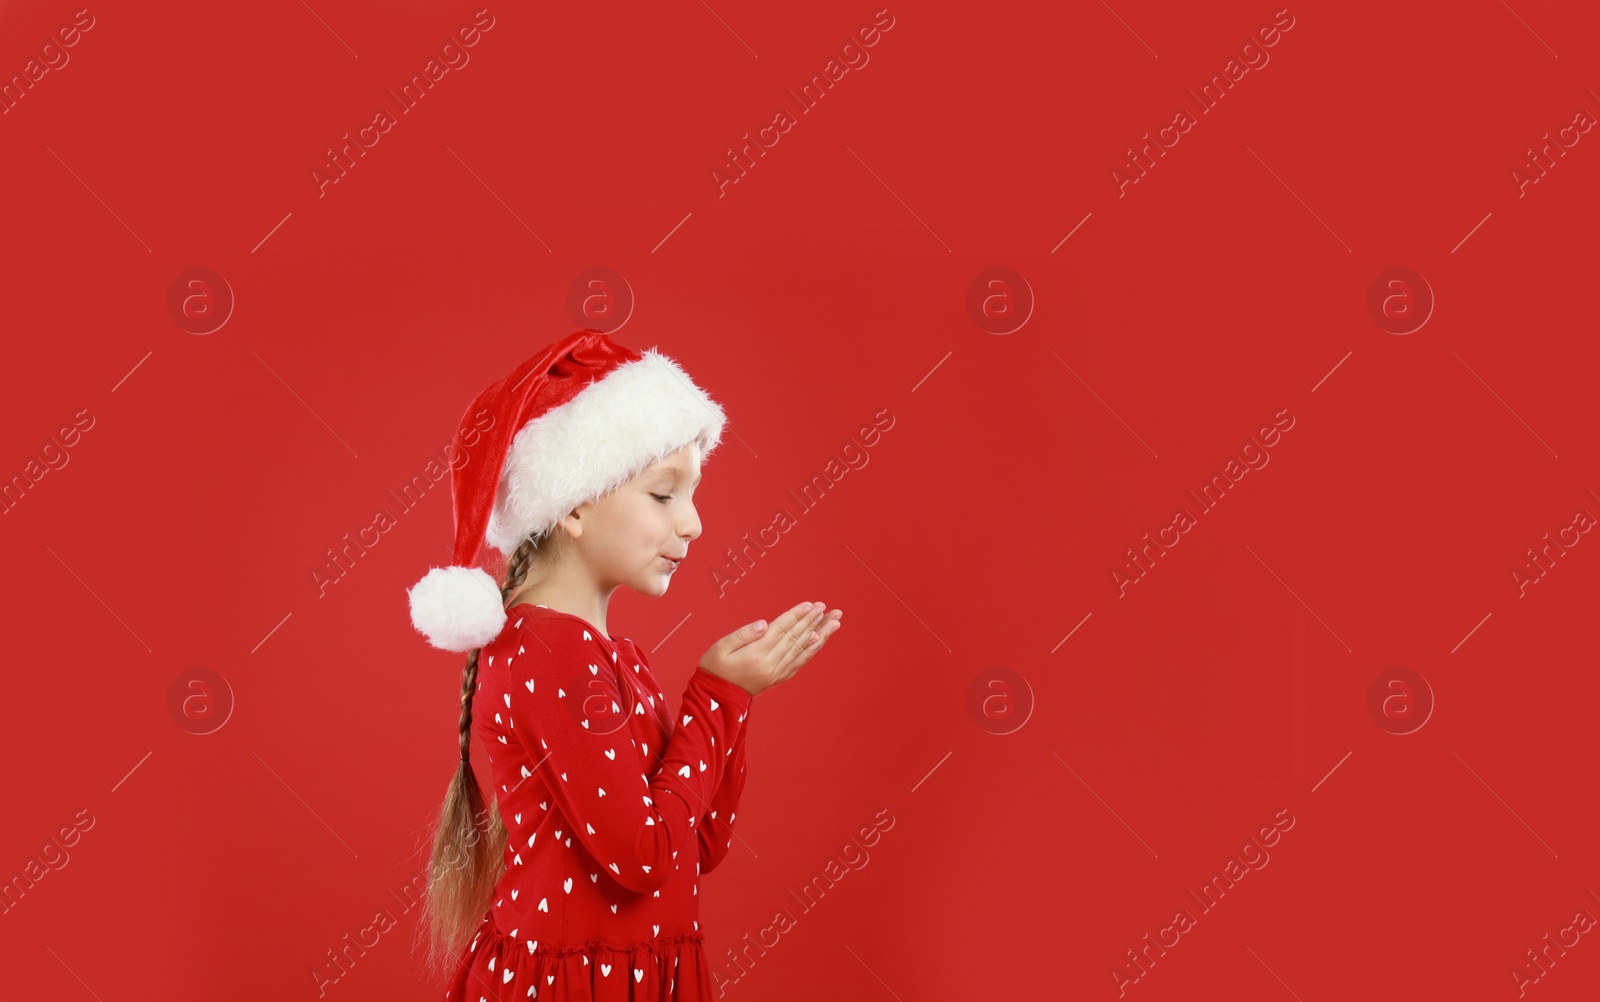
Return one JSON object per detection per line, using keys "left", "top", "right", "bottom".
{"left": 407, "top": 566, "right": 507, "bottom": 652}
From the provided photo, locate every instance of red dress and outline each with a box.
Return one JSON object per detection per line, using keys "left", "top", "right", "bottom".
{"left": 445, "top": 604, "right": 753, "bottom": 1001}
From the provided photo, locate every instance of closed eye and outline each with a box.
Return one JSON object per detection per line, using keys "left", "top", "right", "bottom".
{"left": 651, "top": 493, "right": 673, "bottom": 503}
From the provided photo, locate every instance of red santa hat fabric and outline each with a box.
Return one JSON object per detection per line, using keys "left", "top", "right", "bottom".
{"left": 406, "top": 329, "right": 727, "bottom": 652}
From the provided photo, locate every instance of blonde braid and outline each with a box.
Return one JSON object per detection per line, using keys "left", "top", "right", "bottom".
{"left": 416, "top": 533, "right": 543, "bottom": 980}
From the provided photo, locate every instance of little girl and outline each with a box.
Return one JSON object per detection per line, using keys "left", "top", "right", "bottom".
{"left": 404, "top": 330, "right": 844, "bottom": 999}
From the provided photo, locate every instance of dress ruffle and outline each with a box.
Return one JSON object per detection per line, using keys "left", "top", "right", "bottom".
{"left": 445, "top": 910, "right": 716, "bottom": 1001}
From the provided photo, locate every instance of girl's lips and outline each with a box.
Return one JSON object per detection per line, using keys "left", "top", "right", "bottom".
{"left": 661, "top": 556, "right": 680, "bottom": 572}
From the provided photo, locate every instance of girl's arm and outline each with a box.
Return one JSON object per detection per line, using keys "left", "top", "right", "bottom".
{"left": 631, "top": 635, "right": 753, "bottom": 874}
{"left": 696, "top": 714, "right": 750, "bottom": 873}
{"left": 502, "top": 616, "right": 751, "bottom": 894}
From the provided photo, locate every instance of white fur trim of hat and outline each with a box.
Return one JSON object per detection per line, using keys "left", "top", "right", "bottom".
{"left": 407, "top": 335, "right": 726, "bottom": 653}
{"left": 484, "top": 349, "right": 725, "bottom": 555}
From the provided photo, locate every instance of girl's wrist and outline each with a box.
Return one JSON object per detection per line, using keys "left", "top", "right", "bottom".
{"left": 693, "top": 664, "right": 757, "bottom": 705}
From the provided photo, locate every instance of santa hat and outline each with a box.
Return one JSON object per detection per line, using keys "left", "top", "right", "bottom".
{"left": 406, "top": 329, "right": 727, "bottom": 652}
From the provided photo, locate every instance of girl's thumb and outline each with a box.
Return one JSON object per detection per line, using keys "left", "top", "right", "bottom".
{"left": 751, "top": 619, "right": 767, "bottom": 635}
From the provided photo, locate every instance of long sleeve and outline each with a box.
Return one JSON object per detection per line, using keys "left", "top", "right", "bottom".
{"left": 629, "top": 634, "right": 754, "bottom": 875}
{"left": 696, "top": 709, "right": 751, "bottom": 873}
{"left": 503, "top": 616, "right": 751, "bottom": 894}
{"left": 630, "top": 637, "right": 755, "bottom": 870}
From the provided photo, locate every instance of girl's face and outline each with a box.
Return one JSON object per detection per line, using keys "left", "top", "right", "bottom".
{"left": 572, "top": 442, "right": 703, "bottom": 598}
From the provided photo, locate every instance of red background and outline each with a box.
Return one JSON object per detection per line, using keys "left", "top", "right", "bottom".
{"left": 2, "top": 2, "right": 1598, "bottom": 999}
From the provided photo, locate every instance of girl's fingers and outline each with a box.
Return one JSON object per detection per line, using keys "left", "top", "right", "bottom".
{"left": 786, "top": 610, "right": 838, "bottom": 653}
{"left": 806, "top": 614, "right": 841, "bottom": 649}
{"left": 745, "top": 603, "right": 804, "bottom": 657}
{"left": 791, "top": 615, "right": 842, "bottom": 668}
{"left": 764, "top": 602, "right": 813, "bottom": 641}
{"left": 752, "top": 606, "right": 798, "bottom": 659}
{"left": 757, "top": 610, "right": 841, "bottom": 685}
{"left": 781, "top": 629, "right": 830, "bottom": 678}
{"left": 768, "top": 603, "right": 821, "bottom": 644}
{"left": 804, "top": 617, "right": 840, "bottom": 651}
{"left": 773, "top": 605, "right": 827, "bottom": 670}
{"left": 752, "top": 603, "right": 839, "bottom": 684}
{"left": 777, "top": 617, "right": 819, "bottom": 662}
